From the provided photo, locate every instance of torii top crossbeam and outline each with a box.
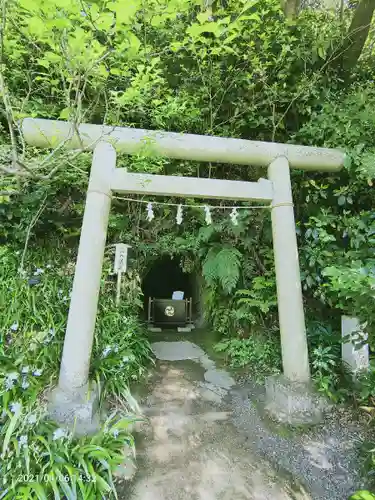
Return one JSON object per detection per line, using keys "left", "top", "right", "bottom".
{"left": 22, "top": 118, "right": 345, "bottom": 172}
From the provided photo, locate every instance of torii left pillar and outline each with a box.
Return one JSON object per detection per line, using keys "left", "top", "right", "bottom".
{"left": 49, "top": 142, "right": 116, "bottom": 434}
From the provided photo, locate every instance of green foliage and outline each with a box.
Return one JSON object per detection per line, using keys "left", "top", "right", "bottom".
{"left": 202, "top": 247, "right": 242, "bottom": 294}
{"left": 0, "top": 0, "right": 374, "bottom": 495}
{"left": 0, "top": 409, "right": 135, "bottom": 499}
{"left": 214, "top": 335, "right": 281, "bottom": 380}
{"left": 1, "top": 0, "right": 373, "bottom": 354}
{"left": 306, "top": 321, "right": 344, "bottom": 401}
{"left": 92, "top": 309, "right": 154, "bottom": 401}
{"left": 0, "top": 246, "right": 152, "bottom": 498}
{"left": 322, "top": 264, "right": 375, "bottom": 342}
{"left": 350, "top": 493, "right": 375, "bottom": 500}
{"left": 235, "top": 274, "right": 277, "bottom": 325}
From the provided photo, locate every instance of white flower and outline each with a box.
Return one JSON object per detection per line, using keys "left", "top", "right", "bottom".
{"left": 21, "top": 366, "right": 29, "bottom": 374}
{"left": 5, "top": 372, "right": 19, "bottom": 390}
{"left": 122, "top": 356, "right": 130, "bottom": 363}
{"left": 46, "top": 264, "right": 52, "bottom": 269}
{"left": 102, "top": 346, "right": 111, "bottom": 358}
{"left": 53, "top": 428, "right": 68, "bottom": 440}
{"left": 34, "top": 268, "right": 44, "bottom": 276}
{"left": 33, "top": 369, "right": 43, "bottom": 377}
{"left": 5, "top": 379, "right": 14, "bottom": 391}
{"left": 58, "top": 289, "right": 63, "bottom": 296}
{"left": 229, "top": 207, "right": 239, "bottom": 226}
{"left": 146, "top": 202, "right": 154, "bottom": 222}
{"left": 49, "top": 328, "right": 55, "bottom": 336}
{"left": 27, "top": 414, "right": 37, "bottom": 425}
{"left": 19, "top": 435, "right": 28, "bottom": 448}
{"left": 21, "top": 380, "right": 30, "bottom": 389}
{"left": 204, "top": 205, "right": 212, "bottom": 225}
{"left": 10, "top": 323, "right": 18, "bottom": 331}
{"left": 112, "top": 429, "right": 119, "bottom": 438}
{"left": 10, "top": 402, "right": 22, "bottom": 415}
{"left": 176, "top": 204, "right": 183, "bottom": 225}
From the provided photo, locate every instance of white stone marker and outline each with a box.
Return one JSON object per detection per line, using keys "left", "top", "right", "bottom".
{"left": 341, "top": 316, "right": 369, "bottom": 374}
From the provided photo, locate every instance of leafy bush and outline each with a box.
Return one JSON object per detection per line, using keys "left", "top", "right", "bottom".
{"left": 0, "top": 408, "right": 135, "bottom": 499}
{"left": 202, "top": 247, "right": 242, "bottom": 294}
{"left": 214, "top": 335, "right": 281, "bottom": 380}
{"left": 234, "top": 274, "right": 278, "bottom": 327}
{"left": 350, "top": 492, "right": 375, "bottom": 500}
{"left": 322, "top": 263, "right": 375, "bottom": 343}
{"left": 306, "top": 321, "right": 348, "bottom": 401}
{"left": 0, "top": 246, "right": 152, "bottom": 498}
{"left": 92, "top": 311, "right": 154, "bottom": 401}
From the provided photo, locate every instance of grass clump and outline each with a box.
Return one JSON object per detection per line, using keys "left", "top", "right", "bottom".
{"left": 0, "top": 245, "right": 152, "bottom": 498}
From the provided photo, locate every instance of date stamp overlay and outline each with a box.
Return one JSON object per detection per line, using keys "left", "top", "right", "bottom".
{"left": 17, "top": 474, "right": 96, "bottom": 483}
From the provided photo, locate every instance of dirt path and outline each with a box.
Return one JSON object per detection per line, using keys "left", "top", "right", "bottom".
{"left": 119, "top": 341, "right": 310, "bottom": 500}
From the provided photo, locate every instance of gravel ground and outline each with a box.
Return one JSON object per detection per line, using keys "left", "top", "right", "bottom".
{"left": 117, "top": 338, "right": 371, "bottom": 500}
{"left": 230, "top": 381, "right": 368, "bottom": 500}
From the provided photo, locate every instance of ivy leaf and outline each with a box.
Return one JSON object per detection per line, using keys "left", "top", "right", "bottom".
{"left": 187, "top": 22, "right": 221, "bottom": 38}
{"left": 128, "top": 33, "right": 141, "bottom": 55}
{"left": 343, "top": 155, "right": 352, "bottom": 170}
{"left": 197, "top": 12, "right": 212, "bottom": 24}
{"left": 107, "top": 1, "right": 139, "bottom": 25}
{"left": 59, "top": 108, "right": 70, "bottom": 119}
{"left": 317, "top": 46, "right": 326, "bottom": 59}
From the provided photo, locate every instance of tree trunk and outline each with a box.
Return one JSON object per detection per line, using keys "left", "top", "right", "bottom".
{"left": 341, "top": 0, "right": 375, "bottom": 74}
{"left": 283, "top": 0, "right": 301, "bottom": 18}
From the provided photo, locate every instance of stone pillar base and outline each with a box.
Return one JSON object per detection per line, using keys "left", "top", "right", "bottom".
{"left": 265, "top": 375, "right": 327, "bottom": 425}
{"left": 48, "top": 382, "right": 101, "bottom": 436}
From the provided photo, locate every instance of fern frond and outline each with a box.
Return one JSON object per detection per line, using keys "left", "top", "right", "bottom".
{"left": 202, "top": 247, "right": 220, "bottom": 286}
{"left": 203, "top": 247, "right": 242, "bottom": 294}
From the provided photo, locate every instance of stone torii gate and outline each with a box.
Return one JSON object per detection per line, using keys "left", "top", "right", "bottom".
{"left": 22, "top": 118, "right": 345, "bottom": 430}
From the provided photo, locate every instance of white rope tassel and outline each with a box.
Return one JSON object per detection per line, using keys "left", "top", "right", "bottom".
{"left": 204, "top": 205, "right": 212, "bottom": 225}
{"left": 230, "top": 207, "right": 239, "bottom": 226}
{"left": 176, "top": 204, "right": 183, "bottom": 225}
{"left": 146, "top": 202, "right": 154, "bottom": 222}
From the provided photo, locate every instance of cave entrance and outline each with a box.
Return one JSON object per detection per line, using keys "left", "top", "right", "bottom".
{"left": 142, "top": 256, "right": 199, "bottom": 330}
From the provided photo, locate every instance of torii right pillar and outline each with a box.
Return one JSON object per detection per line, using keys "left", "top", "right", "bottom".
{"left": 266, "top": 156, "right": 325, "bottom": 424}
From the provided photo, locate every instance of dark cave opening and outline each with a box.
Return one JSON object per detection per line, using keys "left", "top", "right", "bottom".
{"left": 141, "top": 256, "right": 198, "bottom": 323}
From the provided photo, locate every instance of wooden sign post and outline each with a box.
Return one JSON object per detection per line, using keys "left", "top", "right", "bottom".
{"left": 114, "top": 243, "right": 131, "bottom": 306}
